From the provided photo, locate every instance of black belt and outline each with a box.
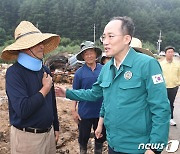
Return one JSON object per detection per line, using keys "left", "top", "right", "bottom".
{"left": 14, "top": 126, "right": 52, "bottom": 134}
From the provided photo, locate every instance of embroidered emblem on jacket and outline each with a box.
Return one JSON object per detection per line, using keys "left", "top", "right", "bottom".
{"left": 124, "top": 71, "right": 133, "bottom": 80}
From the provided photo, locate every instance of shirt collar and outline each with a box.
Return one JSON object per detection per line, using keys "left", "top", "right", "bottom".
{"left": 113, "top": 48, "right": 130, "bottom": 69}
{"left": 84, "top": 63, "right": 98, "bottom": 71}
{"left": 109, "top": 47, "right": 137, "bottom": 69}
{"left": 164, "top": 58, "right": 174, "bottom": 64}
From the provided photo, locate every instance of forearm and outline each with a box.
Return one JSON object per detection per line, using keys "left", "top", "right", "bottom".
{"left": 9, "top": 92, "right": 45, "bottom": 119}
{"left": 39, "top": 85, "right": 51, "bottom": 97}
{"left": 72, "top": 101, "right": 78, "bottom": 111}
{"left": 145, "top": 59, "right": 170, "bottom": 146}
{"left": 66, "top": 88, "right": 102, "bottom": 102}
{"left": 148, "top": 88, "right": 170, "bottom": 145}
{"left": 98, "top": 117, "right": 104, "bottom": 128}
{"left": 52, "top": 88, "right": 59, "bottom": 131}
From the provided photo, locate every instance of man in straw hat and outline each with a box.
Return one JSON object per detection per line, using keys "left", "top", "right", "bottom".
{"left": 130, "top": 37, "right": 155, "bottom": 57}
{"left": 55, "top": 16, "right": 170, "bottom": 154}
{"left": 72, "top": 41, "right": 106, "bottom": 154}
{"left": 1, "top": 21, "right": 60, "bottom": 154}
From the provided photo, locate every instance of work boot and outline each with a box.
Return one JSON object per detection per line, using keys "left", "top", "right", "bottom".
{"left": 80, "top": 144, "right": 87, "bottom": 154}
{"left": 94, "top": 142, "right": 103, "bottom": 154}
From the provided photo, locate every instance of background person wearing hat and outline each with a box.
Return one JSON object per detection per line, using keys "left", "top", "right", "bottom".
{"left": 1, "top": 21, "right": 60, "bottom": 154}
{"left": 71, "top": 41, "right": 106, "bottom": 154}
{"left": 55, "top": 16, "right": 170, "bottom": 154}
{"left": 130, "top": 37, "right": 154, "bottom": 57}
{"left": 100, "top": 52, "right": 111, "bottom": 65}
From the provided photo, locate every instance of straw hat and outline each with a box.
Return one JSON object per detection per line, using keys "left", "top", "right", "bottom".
{"left": 130, "top": 37, "right": 154, "bottom": 57}
{"left": 1, "top": 21, "right": 60, "bottom": 61}
{"left": 76, "top": 41, "right": 102, "bottom": 61}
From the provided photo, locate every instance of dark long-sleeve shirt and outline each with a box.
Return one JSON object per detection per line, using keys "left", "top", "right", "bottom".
{"left": 73, "top": 63, "right": 103, "bottom": 118}
{"left": 6, "top": 62, "right": 59, "bottom": 131}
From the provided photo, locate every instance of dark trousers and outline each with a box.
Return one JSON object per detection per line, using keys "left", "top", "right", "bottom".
{"left": 167, "top": 86, "right": 179, "bottom": 119}
{"left": 78, "top": 118, "right": 106, "bottom": 148}
{"left": 108, "top": 145, "right": 161, "bottom": 154}
{"left": 108, "top": 146, "right": 128, "bottom": 154}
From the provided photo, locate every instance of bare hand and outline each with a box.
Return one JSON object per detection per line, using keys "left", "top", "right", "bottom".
{"left": 72, "top": 110, "right": 81, "bottom": 124}
{"left": 95, "top": 126, "right": 103, "bottom": 139}
{"left": 39, "top": 72, "right": 53, "bottom": 97}
{"left": 42, "top": 72, "right": 52, "bottom": 89}
{"left": 145, "top": 149, "right": 155, "bottom": 154}
{"left": 55, "top": 86, "right": 66, "bottom": 97}
{"left": 54, "top": 131, "right": 59, "bottom": 144}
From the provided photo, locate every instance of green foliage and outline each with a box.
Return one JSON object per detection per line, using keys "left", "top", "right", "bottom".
{"left": 0, "top": 0, "right": 179, "bottom": 54}
{"left": 143, "top": 41, "right": 157, "bottom": 54}
{"left": 60, "top": 37, "right": 72, "bottom": 47}
{"left": 162, "top": 31, "right": 180, "bottom": 53}
{"left": 0, "top": 27, "right": 6, "bottom": 46}
{"left": 3, "top": 39, "right": 14, "bottom": 47}
{"left": 59, "top": 37, "right": 80, "bottom": 47}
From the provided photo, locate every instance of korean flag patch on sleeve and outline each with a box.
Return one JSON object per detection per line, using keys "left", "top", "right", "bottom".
{"left": 152, "top": 74, "right": 164, "bottom": 84}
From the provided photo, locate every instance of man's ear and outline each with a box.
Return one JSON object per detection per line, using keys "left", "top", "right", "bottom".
{"left": 124, "top": 35, "right": 132, "bottom": 45}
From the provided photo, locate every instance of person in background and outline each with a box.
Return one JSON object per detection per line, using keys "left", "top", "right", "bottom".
{"left": 160, "top": 46, "right": 180, "bottom": 126}
{"left": 129, "top": 37, "right": 155, "bottom": 57}
{"left": 100, "top": 52, "right": 111, "bottom": 65}
{"left": 1, "top": 21, "right": 60, "bottom": 154}
{"left": 72, "top": 41, "right": 106, "bottom": 154}
{"left": 55, "top": 16, "right": 170, "bottom": 154}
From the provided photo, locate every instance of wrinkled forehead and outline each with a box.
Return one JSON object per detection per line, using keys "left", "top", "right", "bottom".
{"left": 83, "top": 48, "right": 96, "bottom": 54}
{"left": 166, "top": 48, "right": 174, "bottom": 52}
{"left": 103, "top": 20, "right": 122, "bottom": 34}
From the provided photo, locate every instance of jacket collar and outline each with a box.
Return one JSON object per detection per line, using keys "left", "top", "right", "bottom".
{"left": 108, "top": 47, "right": 138, "bottom": 69}
{"left": 164, "top": 58, "right": 175, "bottom": 64}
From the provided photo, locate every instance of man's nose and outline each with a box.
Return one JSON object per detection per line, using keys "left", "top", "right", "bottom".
{"left": 103, "top": 37, "right": 109, "bottom": 45}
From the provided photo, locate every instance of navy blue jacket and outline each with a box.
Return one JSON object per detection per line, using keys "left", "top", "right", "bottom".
{"left": 6, "top": 62, "right": 59, "bottom": 131}
{"left": 73, "top": 63, "right": 103, "bottom": 119}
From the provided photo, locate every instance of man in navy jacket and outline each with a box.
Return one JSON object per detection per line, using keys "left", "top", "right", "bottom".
{"left": 1, "top": 21, "right": 60, "bottom": 154}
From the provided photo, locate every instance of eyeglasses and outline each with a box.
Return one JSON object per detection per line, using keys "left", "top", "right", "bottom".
{"left": 100, "top": 34, "right": 124, "bottom": 43}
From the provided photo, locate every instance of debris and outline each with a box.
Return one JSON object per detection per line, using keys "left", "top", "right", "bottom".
{"left": 44, "top": 53, "right": 83, "bottom": 84}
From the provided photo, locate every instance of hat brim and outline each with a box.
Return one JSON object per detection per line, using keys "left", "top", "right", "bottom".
{"left": 133, "top": 47, "right": 154, "bottom": 58}
{"left": 1, "top": 33, "right": 60, "bottom": 61}
{"left": 76, "top": 47, "right": 102, "bottom": 61}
